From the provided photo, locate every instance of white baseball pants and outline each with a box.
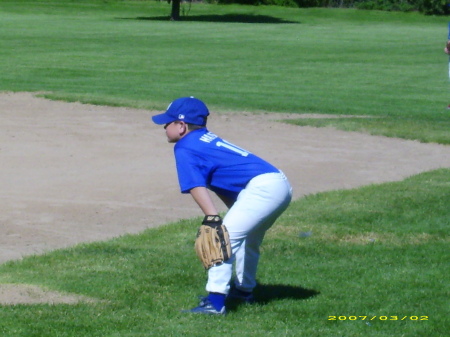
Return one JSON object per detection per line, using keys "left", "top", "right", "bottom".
{"left": 206, "top": 171, "right": 293, "bottom": 294}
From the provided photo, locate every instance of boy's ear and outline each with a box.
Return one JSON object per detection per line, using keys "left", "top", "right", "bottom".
{"left": 179, "top": 122, "right": 187, "bottom": 135}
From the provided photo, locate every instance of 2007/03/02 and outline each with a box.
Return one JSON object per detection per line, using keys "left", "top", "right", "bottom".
{"left": 328, "top": 316, "right": 428, "bottom": 321}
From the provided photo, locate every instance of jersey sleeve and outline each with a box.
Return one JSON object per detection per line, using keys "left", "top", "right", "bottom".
{"left": 174, "top": 147, "right": 211, "bottom": 193}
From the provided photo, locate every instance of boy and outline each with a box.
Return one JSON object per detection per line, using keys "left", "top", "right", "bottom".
{"left": 152, "top": 97, "right": 292, "bottom": 315}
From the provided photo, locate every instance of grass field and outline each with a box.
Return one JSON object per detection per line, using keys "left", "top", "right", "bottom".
{"left": 0, "top": 1, "right": 449, "bottom": 336}
{"left": 0, "top": 170, "right": 448, "bottom": 336}
{"left": 0, "top": 0, "right": 449, "bottom": 142}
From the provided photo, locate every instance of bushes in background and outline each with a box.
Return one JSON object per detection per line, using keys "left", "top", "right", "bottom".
{"left": 206, "top": 0, "right": 450, "bottom": 14}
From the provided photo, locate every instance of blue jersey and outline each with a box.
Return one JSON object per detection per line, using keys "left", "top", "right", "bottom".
{"left": 174, "top": 128, "right": 279, "bottom": 200}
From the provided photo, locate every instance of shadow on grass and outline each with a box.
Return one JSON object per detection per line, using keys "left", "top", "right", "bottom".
{"left": 119, "top": 14, "right": 300, "bottom": 24}
{"left": 227, "top": 283, "right": 319, "bottom": 311}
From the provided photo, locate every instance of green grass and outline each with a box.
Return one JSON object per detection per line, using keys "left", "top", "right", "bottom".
{"left": 0, "top": 1, "right": 449, "bottom": 142}
{"left": 0, "top": 169, "right": 448, "bottom": 336}
{"left": 284, "top": 116, "right": 450, "bottom": 144}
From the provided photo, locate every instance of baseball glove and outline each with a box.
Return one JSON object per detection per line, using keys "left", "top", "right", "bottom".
{"left": 195, "top": 215, "right": 232, "bottom": 270}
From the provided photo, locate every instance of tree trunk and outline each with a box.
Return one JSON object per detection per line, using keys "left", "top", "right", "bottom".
{"left": 170, "top": 0, "right": 180, "bottom": 21}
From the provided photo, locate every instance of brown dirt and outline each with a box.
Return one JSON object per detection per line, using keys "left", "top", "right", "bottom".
{"left": 1, "top": 92, "right": 450, "bottom": 305}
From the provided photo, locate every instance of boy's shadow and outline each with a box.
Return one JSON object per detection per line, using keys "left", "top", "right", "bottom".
{"left": 227, "top": 283, "right": 319, "bottom": 311}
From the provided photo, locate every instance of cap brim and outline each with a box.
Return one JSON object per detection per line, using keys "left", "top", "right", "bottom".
{"left": 151, "top": 113, "right": 176, "bottom": 125}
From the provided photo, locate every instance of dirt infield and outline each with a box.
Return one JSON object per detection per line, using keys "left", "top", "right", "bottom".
{"left": 1, "top": 92, "right": 450, "bottom": 304}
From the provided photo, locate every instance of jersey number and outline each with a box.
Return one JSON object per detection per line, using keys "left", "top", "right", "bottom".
{"left": 216, "top": 140, "right": 249, "bottom": 157}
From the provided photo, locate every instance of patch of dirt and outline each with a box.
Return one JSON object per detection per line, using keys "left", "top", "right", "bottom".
{"left": 1, "top": 92, "right": 450, "bottom": 305}
{"left": 0, "top": 284, "right": 97, "bottom": 305}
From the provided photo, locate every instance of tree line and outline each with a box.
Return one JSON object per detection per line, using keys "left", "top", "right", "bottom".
{"left": 169, "top": 0, "right": 450, "bottom": 20}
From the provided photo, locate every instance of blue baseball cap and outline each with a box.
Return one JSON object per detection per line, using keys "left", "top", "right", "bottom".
{"left": 152, "top": 97, "right": 209, "bottom": 126}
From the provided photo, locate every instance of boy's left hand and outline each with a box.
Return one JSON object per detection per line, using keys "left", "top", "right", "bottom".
{"left": 194, "top": 215, "right": 232, "bottom": 270}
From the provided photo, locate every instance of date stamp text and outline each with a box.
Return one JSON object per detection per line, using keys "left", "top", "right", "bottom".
{"left": 328, "top": 315, "right": 428, "bottom": 321}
